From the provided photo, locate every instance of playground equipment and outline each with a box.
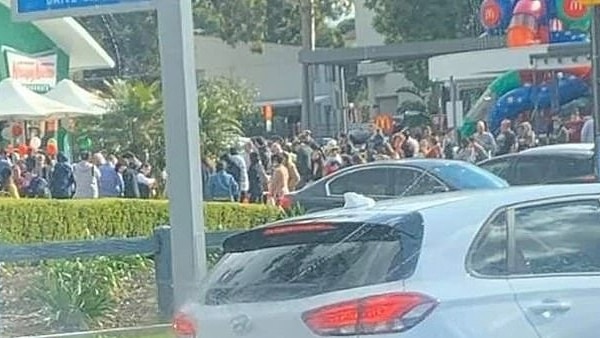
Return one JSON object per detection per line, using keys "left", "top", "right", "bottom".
{"left": 462, "top": 0, "right": 592, "bottom": 135}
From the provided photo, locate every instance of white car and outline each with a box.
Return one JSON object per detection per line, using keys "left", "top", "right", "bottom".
{"left": 173, "top": 184, "right": 600, "bottom": 338}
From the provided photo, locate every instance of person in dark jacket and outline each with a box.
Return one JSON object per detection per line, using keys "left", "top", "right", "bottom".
{"left": 122, "top": 158, "right": 140, "bottom": 199}
{"left": 247, "top": 152, "right": 268, "bottom": 203}
{"left": 49, "top": 152, "right": 74, "bottom": 199}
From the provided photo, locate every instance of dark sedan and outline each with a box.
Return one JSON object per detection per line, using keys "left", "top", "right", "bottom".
{"left": 279, "top": 159, "right": 509, "bottom": 213}
{"left": 478, "top": 143, "right": 596, "bottom": 186}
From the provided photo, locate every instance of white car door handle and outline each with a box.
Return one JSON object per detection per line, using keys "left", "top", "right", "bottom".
{"left": 528, "top": 300, "right": 571, "bottom": 315}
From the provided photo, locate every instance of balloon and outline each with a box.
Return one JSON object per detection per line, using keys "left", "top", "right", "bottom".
{"left": 481, "top": 0, "right": 503, "bottom": 30}
{"left": 557, "top": 0, "right": 591, "bottom": 31}
{"left": 29, "top": 136, "right": 41, "bottom": 150}
{"left": 11, "top": 124, "right": 23, "bottom": 137}
{"left": 46, "top": 143, "right": 58, "bottom": 156}
{"left": 17, "top": 144, "right": 28, "bottom": 156}
{"left": 1, "top": 127, "right": 11, "bottom": 140}
{"left": 47, "top": 137, "right": 58, "bottom": 146}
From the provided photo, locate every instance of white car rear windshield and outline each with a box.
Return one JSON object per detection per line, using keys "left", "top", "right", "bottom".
{"left": 203, "top": 214, "right": 424, "bottom": 305}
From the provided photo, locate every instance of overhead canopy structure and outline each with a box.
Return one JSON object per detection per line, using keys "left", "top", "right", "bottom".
{"left": 45, "top": 79, "right": 108, "bottom": 115}
{"left": 0, "top": 0, "right": 115, "bottom": 71}
{"left": 0, "top": 78, "right": 86, "bottom": 119}
{"left": 429, "top": 42, "right": 592, "bottom": 83}
{"left": 298, "top": 36, "right": 506, "bottom": 65}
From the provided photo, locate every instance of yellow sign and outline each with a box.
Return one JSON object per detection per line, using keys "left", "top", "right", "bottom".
{"left": 579, "top": 0, "right": 600, "bottom": 6}
{"left": 374, "top": 113, "right": 394, "bottom": 134}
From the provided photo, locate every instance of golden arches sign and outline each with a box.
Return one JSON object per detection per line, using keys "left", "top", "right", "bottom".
{"left": 374, "top": 114, "right": 394, "bottom": 134}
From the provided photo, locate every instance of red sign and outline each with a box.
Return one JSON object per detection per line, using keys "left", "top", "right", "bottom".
{"left": 564, "top": 0, "right": 587, "bottom": 18}
{"left": 481, "top": 0, "right": 501, "bottom": 28}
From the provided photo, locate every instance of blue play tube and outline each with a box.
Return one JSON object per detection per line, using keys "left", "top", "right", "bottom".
{"left": 490, "top": 75, "right": 589, "bottom": 131}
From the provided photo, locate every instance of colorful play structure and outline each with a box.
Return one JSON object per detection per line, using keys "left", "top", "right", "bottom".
{"left": 461, "top": 0, "right": 592, "bottom": 135}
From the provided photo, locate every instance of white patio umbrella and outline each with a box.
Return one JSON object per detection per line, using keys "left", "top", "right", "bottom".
{"left": 44, "top": 79, "right": 109, "bottom": 116}
{"left": 0, "top": 78, "right": 87, "bottom": 120}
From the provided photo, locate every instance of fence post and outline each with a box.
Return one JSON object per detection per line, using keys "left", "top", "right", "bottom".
{"left": 153, "top": 225, "right": 173, "bottom": 319}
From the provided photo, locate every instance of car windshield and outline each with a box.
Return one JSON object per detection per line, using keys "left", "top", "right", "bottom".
{"left": 430, "top": 163, "right": 509, "bottom": 189}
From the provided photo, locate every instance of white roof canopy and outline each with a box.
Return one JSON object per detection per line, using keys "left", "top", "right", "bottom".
{"left": 428, "top": 44, "right": 549, "bottom": 83}
{"left": 0, "top": 78, "right": 87, "bottom": 119}
{"left": 0, "top": 0, "right": 115, "bottom": 72}
{"left": 44, "top": 79, "right": 108, "bottom": 116}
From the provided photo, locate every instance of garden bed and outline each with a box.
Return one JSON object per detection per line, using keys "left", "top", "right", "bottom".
{"left": 1, "top": 261, "right": 161, "bottom": 337}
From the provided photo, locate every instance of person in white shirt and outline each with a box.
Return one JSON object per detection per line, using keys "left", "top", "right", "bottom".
{"left": 136, "top": 164, "right": 156, "bottom": 199}
{"left": 72, "top": 151, "right": 101, "bottom": 199}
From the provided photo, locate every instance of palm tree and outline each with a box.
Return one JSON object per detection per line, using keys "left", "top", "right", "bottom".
{"left": 76, "top": 79, "right": 165, "bottom": 166}
{"left": 198, "top": 77, "right": 258, "bottom": 157}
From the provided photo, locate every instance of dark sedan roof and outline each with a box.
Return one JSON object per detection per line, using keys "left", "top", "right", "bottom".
{"left": 270, "top": 184, "right": 600, "bottom": 228}
{"left": 479, "top": 143, "right": 593, "bottom": 165}
{"left": 348, "top": 158, "right": 474, "bottom": 170}
{"left": 519, "top": 143, "right": 593, "bottom": 156}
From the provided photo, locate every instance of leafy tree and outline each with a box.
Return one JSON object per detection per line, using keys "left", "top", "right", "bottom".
{"left": 241, "top": 110, "right": 268, "bottom": 137}
{"left": 78, "top": 13, "right": 160, "bottom": 81}
{"left": 363, "top": 0, "right": 482, "bottom": 93}
{"left": 337, "top": 18, "right": 355, "bottom": 36}
{"left": 79, "top": 0, "right": 352, "bottom": 80}
{"left": 198, "top": 77, "right": 259, "bottom": 157}
{"left": 76, "top": 77, "right": 259, "bottom": 165}
{"left": 75, "top": 79, "right": 165, "bottom": 166}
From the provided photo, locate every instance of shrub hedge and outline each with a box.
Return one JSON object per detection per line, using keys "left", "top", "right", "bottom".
{"left": 0, "top": 199, "right": 281, "bottom": 244}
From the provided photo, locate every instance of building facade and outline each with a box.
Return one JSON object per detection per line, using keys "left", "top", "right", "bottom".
{"left": 0, "top": 0, "right": 113, "bottom": 92}
{"left": 194, "top": 35, "right": 343, "bottom": 138}
{"left": 0, "top": 0, "right": 113, "bottom": 146}
{"left": 354, "top": 0, "right": 418, "bottom": 116}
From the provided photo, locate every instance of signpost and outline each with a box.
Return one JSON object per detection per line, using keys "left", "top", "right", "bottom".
{"left": 580, "top": 0, "right": 600, "bottom": 179}
{"left": 11, "top": 0, "right": 207, "bottom": 313}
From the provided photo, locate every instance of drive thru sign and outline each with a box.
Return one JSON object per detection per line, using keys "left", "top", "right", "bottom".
{"left": 11, "top": 0, "right": 208, "bottom": 313}
{"left": 12, "top": 0, "right": 153, "bottom": 21}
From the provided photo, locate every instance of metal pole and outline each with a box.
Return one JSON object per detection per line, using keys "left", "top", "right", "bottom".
{"left": 339, "top": 65, "right": 348, "bottom": 134}
{"left": 155, "top": 0, "right": 207, "bottom": 311}
{"left": 300, "top": 0, "right": 316, "bottom": 132}
{"left": 449, "top": 76, "right": 458, "bottom": 139}
{"left": 592, "top": 5, "right": 600, "bottom": 180}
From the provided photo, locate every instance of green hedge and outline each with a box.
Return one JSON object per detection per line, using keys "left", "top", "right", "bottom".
{"left": 0, "top": 199, "right": 282, "bottom": 244}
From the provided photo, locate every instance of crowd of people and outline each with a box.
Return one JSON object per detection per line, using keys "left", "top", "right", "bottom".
{"left": 0, "top": 150, "right": 157, "bottom": 199}
{"left": 0, "top": 110, "right": 593, "bottom": 202}
{"left": 205, "top": 111, "right": 595, "bottom": 203}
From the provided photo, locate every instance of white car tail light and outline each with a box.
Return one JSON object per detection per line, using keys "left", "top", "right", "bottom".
{"left": 302, "top": 292, "right": 437, "bottom": 336}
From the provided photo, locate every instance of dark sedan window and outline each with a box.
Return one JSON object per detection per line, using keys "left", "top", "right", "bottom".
{"left": 547, "top": 156, "right": 594, "bottom": 182}
{"left": 391, "top": 168, "right": 447, "bottom": 196}
{"left": 479, "top": 158, "right": 513, "bottom": 180}
{"left": 328, "top": 168, "right": 391, "bottom": 196}
{"left": 513, "top": 157, "right": 553, "bottom": 185}
{"left": 430, "top": 163, "right": 509, "bottom": 189}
